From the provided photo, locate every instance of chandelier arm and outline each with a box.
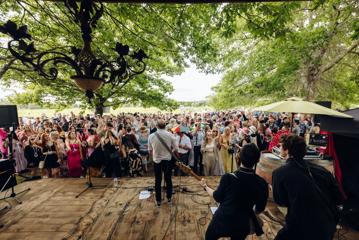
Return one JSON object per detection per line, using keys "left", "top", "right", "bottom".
{"left": 112, "top": 69, "right": 130, "bottom": 86}
{"left": 94, "top": 63, "right": 117, "bottom": 85}
{"left": 127, "top": 60, "right": 146, "bottom": 75}
{"left": 36, "top": 52, "right": 82, "bottom": 79}
{"left": 7, "top": 37, "right": 83, "bottom": 80}
{"left": 106, "top": 76, "right": 133, "bottom": 99}
{"left": 95, "top": 58, "right": 130, "bottom": 86}
{"left": 94, "top": 62, "right": 112, "bottom": 81}
{"left": 117, "top": 76, "right": 133, "bottom": 90}
{"left": 114, "top": 71, "right": 130, "bottom": 86}
{"left": 7, "top": 40, "right": 39, "bottom": 70}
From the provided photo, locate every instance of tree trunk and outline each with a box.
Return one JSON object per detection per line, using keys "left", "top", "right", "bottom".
{"left": 306, "top": 63, "right": 319, "bottom": 101}
{"left": 95, "top": 103, "right": 104, "bottom": 116}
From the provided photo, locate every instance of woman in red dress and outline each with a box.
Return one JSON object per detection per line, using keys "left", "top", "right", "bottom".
{"left": 66, "top": 131, "right": 83, "bottom": 177}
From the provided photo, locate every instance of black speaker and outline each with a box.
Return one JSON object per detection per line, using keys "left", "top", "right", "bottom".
{"left": 314, "top": 101, "right": 332, "bottom": 124}
{"left": 315, "top": 101, "right": 332, "bottom": 109}
{"left": 0, "top": 105, "right": 19, "bottom": 128}
{"left": 0, "top": 159, "right": 17, "bottom": 191}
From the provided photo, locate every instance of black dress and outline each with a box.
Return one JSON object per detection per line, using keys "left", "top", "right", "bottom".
{"left": 43, "top": 144, "right": 60, "bottom": 169}
{"left": 84, "top": 146, "right": 104, "bottom": 168}
{"left": 103, "top": 141, "right": 121, "bottom": 178}
{"left": 24, "top": 145, "right": 42, "bottom": 168}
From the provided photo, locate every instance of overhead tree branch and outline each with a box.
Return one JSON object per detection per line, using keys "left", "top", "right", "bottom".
{"left": 0, "top": 58, "right": 16, "bottom": 79}
{"left": 321, "top": 39, "right": 359, "bottom": 74}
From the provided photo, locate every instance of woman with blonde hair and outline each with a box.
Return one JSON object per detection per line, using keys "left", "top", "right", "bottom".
{"left": 212, "top": 128, "right": 224, "bottom": 175}
{"left": 24, "top": 135, "right": 42, "bottom": 176}
{"left": 137, "top": 126, "right": 149, "bottom": 173}
{"left": 219, "top": 127, "right": 237, "bottom": 173}
{"left": 65, "top": 131, "right": 83, "bottom": 177}
{"left": 51, "top": 131, "right": 67, "bottom": 176}
{"left": 201, "top": 131, "right": 217, "bottom": 176}
{"left": 41, "top": 133, "right": 60, "bottom": 178}
{"left": 101, "top": 130, "right": 122, "bottom": 187}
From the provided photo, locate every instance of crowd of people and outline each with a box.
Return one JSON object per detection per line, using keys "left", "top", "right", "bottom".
{"left": 0, "top": 110, "right": 343, "bottom": 240}
{"left": 0, "top": 110, "right": 319, "bottom": 186}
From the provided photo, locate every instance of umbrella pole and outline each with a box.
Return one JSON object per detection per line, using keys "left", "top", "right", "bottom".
{"left": 291, "top": 113, "right": 295, "bottom": 132}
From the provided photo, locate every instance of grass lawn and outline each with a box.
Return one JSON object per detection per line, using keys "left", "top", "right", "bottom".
{"left": 17, "top": 106, "right": 214, "bottom": 117}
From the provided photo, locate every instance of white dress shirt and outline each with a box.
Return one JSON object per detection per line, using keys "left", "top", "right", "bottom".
{"left": 148, "top": 129, "right": 178, "bottom": 163}
{"left": 175, "top": 134, "right": 192, "bottom": 154}
{"left": 192, "top": 131, "right": 204, "bottom": 147}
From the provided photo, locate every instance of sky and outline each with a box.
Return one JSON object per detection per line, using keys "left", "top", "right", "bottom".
{"left": 163, "top": 66, "right": 222, "bottom": 101}
{"left": 0, "top": 66, "right": 223, "bottom": 102}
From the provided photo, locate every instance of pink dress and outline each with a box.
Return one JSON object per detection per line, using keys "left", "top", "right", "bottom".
{"left": 0, "top": 128, "right": 8, "bottom": 157}
{"left": 67, "top": 143, "right": 82, "bottom": 177}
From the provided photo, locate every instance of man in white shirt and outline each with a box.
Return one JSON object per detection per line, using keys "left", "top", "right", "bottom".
{"left": 174, "top": 127, "right": 192, "bottom": 176}
{"left": 192, "top": 123, "right": 204, "bottom": 175}
{"left": 148, "top": 119, "right": 178, "bottom": 207}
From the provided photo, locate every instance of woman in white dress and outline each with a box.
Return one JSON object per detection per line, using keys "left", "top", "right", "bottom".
{"left": 12, "top": 132, "right": 27, "bottom": 173}
{"left": 212, "top": 128, "right": 225, "bottom": 176}
{"left": 201, "top": 130, "right": 217, "bottom": 176}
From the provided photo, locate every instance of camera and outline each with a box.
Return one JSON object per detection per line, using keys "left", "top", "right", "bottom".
{"left": 228, "top": 143, "right": 236, "bottom": 154}
{"left": 228, "top": 148, "right": 235, "bottom": 154}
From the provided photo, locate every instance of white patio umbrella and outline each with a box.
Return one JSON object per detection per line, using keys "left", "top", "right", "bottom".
{"left": 253, "top": 97, "right": 352, "bottom": 131}
{"left": 253, "top": 97, "right": 353, "bottom": 119}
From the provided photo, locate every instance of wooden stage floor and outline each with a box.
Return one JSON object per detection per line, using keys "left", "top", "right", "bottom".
{"left": 0, "top": 177, "right": 358, "bottom": 240}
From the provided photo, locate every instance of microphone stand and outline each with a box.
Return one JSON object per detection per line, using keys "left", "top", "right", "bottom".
{"left": 1, "top": 123, "right": 31, "bottom": 204}
{"left": 231, "top": 152, "right": 234, "bottom": 173}
{"left": 75, "top": 150, "right": 109, "bottom": 198}
{"left": 75, "top": 167, "right": 99, "bottom": 198}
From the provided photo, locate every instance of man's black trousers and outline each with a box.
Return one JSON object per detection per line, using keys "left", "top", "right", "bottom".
{"left": 154, "top": 159, "right": 173, "bottom": 202}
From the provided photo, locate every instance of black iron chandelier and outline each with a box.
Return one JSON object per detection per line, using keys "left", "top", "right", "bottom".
{"left": 0, "top": 0, "right": 148, "bottom": 102}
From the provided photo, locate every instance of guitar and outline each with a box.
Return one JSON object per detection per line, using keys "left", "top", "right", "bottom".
{"left": 153, "top": 132, "right": 203, "bottom": 182}
{"left": 175, "top": 161, "right": 202, "bottom": 181}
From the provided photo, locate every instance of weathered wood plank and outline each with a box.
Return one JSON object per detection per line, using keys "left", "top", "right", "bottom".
{"left": 0, "top": 232, "right": 68, "bottom": 240}
{"left": 17, "top": 217, "right": 79, "bottom": 225}
{"left": 81, "top": 187, "right": 139, "bottom": 240}
{"left": 0, "top": 177, "right": 358, "bottom": 240}
{"left": 5, "top": 223, "right": 74, "bottom": 232}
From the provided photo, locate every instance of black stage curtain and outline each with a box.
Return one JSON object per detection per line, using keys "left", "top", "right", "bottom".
{"left": 333, "top": 134, "right": 359, "bottom": 200}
